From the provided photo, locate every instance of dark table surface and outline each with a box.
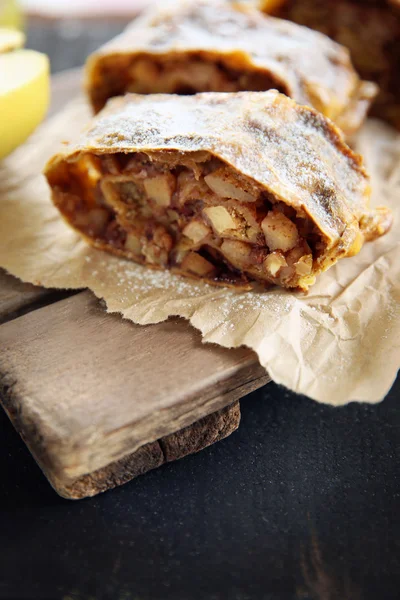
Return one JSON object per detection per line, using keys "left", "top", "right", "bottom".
{"left": 1, "top": 21, "right": 399, "bottom": 600}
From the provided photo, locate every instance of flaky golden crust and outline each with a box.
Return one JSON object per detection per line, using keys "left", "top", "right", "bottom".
{"left": 86, "top": 0, "right": 376, "bottom": 137}
{"left": 45, "top": 91, "right": 391, "bottom": 291}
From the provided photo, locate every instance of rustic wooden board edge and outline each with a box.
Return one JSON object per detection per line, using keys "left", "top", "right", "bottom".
{"left": 16, "top": 402, "right": 241, "bottom": 500}
{"left": 0, "top": 291, "right": 271, "bottom": 482}
{"left": 0, "top": 270, "right": 50, "bottom": 324}
{"left": 0, "top": 272, "right": 76, "bottom": 326}
{"left": 0, "top": 347, "right": 269, "bottom": 484}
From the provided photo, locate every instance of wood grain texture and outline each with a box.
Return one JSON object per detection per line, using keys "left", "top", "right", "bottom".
{"left": 0, "top": 292, "right": 268, "bottom": 497}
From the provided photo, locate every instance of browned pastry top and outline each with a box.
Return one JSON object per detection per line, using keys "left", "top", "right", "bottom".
{"left": 47, "top": 90, "right": 371, "bottom": 246}
{"left": 87, "top": 0, "right": 371, "bottom": 127}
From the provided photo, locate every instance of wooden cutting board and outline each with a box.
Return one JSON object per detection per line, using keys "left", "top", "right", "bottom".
{"left": 0, "top": 70, "right": 270, "bottom": 499}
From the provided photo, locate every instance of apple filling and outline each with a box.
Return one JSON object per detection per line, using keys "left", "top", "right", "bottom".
{"left": 89, "top": 53, "right": 287, "bottom": 114}
{"left": 49, "top": 151, "right": 328, "bottom": 290}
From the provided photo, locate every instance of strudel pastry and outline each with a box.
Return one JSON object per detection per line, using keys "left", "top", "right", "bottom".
{"left": 86, "top": 0, "right": 377, "bottom": 137}
{"left": 45, "top": 91, "right": 392, "bottom": 292}
{"left": 264, "top": 0, "right": 400, "bottom": 129}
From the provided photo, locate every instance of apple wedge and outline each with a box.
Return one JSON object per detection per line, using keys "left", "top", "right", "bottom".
{"left": 0, "top": 48, "right": 50, "bottom": 159}
{"left": 0, "top": 27, "right": 24, "bottom": 53}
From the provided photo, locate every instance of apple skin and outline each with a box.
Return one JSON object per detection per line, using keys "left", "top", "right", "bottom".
{"left": 0, "top": 27, "right": 25, "bottom": 53}
{"left": 0, "top": 0, "right": 23, "bottom": 30}
{"left": 0, "top": 49, "right": 50, "bottom": 160}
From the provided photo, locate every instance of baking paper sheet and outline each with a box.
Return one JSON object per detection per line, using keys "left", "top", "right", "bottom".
{"left": 0, "top": 98, "right": 399, "bottom": 404}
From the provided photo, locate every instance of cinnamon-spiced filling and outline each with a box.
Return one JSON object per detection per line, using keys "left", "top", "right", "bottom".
{"left": 49, "top": 151, "right": 326, "bottom": 290}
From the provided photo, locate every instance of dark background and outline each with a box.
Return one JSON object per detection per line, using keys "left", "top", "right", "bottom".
{"left": 0, "top": 21, "right": 399, "bottom": 600}
{"left": 2, "top": 378, "right": 400, "bottom": 600}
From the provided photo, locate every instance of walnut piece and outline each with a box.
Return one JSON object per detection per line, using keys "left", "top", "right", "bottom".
{"left": 142, "top": 225, "right": 173, "bottom": 265}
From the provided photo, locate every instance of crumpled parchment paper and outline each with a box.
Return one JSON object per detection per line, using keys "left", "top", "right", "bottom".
{"left": 0, "top": 97, "right": 399, "bottom": 405}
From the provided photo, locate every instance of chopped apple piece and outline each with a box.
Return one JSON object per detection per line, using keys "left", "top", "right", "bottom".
{"left": 264, "top": 252, "right": 287, "bottom": 276}
{"left": 167, "top": 209, "right": 180, "bottom": 222}
{"left": 177, "top": 170, "right": 210, "bottom": 206}
{"left": 83, "top": 155, "right": 102, "bottom": 182}
{"left": 125, "top": 232, "right": 142, "bottom": 255}
{"left": 294, "top": 255, "right": 313, "bottom": 276}
{"left": 261, "top": 210, "right": 299, "bottom": 252}
{"left": 174, "top": 239, "right": 192, "bottom": 263}
{"left": 204, "top": 168, "right": 257, "bottom": 202}
{"left": 181, "top": 252, "right": 216, "bottom": 276}
{"left": 144, "top": 174, "right": 175, "bottom": 207}
{"left": 182, "top": 220, "right": 211, "bottom": 244}
{"left": 221, "top": 240, "right": 251, "bottom": 267}
{"left": 286, "top": 245, "right": 306, "bottom": 264}
{"left": 203, "top": 206, "right": 238, "bottom": 234}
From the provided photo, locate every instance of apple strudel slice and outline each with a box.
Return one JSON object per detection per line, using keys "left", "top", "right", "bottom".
{"left": 45, "top": 91, "right": 392, "bottom": 292}
{"left": 86, "top": 0, "right": 377, "bottom": 137}
{"left": 262, "top": 0, "right": 400, "bottom": 130}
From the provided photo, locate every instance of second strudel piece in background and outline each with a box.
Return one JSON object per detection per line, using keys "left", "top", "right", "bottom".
{"left": 86, "top": 0, "right": 377, "bottom": 137}
{"left": 45, "top": 91, "right": 392, "bottom": 292}
{"left": 262, "top": 0, "right": 400, "bottom": 130}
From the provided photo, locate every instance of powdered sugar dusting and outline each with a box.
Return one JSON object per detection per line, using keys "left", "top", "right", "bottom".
{"left": 71, "top": 90, "right": 370, "bottom": 245}
{"left": 96, "top": 0, "right": 359, "bottom": 119}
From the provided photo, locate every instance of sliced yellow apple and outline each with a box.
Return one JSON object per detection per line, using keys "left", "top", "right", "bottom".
{"left": 0, "top": 49, "right": 50, "bottom": 160}
{"left": 0, "top": 27, "right": 25, "bottom": 53}
{"left": 0, "top": 0, "right": 24, "bottom": 31}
